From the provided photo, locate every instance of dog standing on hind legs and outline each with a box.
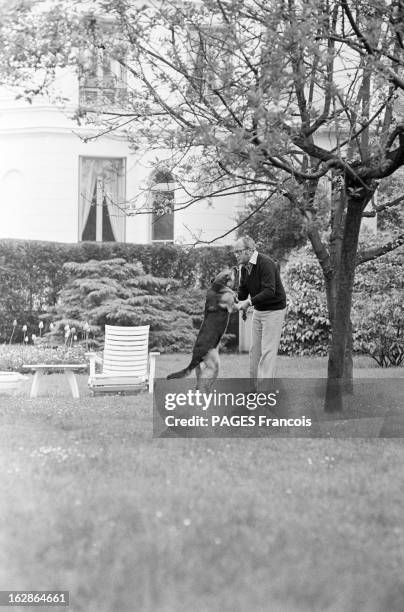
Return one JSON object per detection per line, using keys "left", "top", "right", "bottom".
{"left": 167, "top": 268, "right": 237, "bottom": 391}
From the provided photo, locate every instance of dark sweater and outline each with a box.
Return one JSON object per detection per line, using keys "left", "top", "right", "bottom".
{"left": 238, "top": 253, "right": 286, "bottom": 311}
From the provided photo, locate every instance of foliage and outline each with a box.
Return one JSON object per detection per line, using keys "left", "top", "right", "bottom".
{"left": 353, "top": 291, "right": 403, "bottom": 367}
{"left": 2, "top": 0, "right": 404, "bottom": 379}
{"left": 237, "top": 183, "right": 331, "bottom": 262}
{"left": 0, "top": 240, "right": 70, "bottom": 345}
{"left": 281, "top": 244, "right": 404, "bottom": 364}
{"left": 281, "top": 249, "right": 330, "bottom": 356}
{"left": 0, "top": 239, "right": 235, "bottom": 344}
{"left": 355, "top": 241, "right": 403, "bottom": 295}
{"left": 50, "top": 259, "right": 239, "bottom": 353}
{"left": 236, "top": 195, "right": 307, "bottom": 262}
{"left": 353, "top": 246, "right": 404, "bottom": 366}
{"left": 3, "top": 0, "right": 404, "bottom": 213}
{"left": 46, "top": 258, "right": 197, "bottom": 352}
{"left": 0, "top": 344, "right": 87, "bottom": 372}
{"left": 374, "top": 172, "right": 404, "bottom": 232}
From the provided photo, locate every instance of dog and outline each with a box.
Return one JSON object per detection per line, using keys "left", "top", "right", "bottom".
{"left": 167, "top": 268, "right": 237, "bottom": 389}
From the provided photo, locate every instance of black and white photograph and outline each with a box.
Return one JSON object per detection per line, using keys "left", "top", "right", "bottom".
{"left": 0, "top": 0, "right": 403, "bottom": 610}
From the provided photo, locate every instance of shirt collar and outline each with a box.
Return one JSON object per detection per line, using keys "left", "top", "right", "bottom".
{"left": 249, "top": 250, "right": 258, "bottom": 265}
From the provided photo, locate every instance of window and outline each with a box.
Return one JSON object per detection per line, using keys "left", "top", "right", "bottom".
{"left": 79, "top": 157, "right": 126, "bottom": 242}
{"left": 150, "top": 170, "right": 175, "bottom": 242}
{"left": 189, "top": 24, "right": 235, "bottom": 100}
{"left": 79, "top": 48, "right": 128, "bottom": 108}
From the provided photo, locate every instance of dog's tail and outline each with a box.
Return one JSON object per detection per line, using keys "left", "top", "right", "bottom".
{"left": 166, "top": 366, "right": 193, "bottom": 380}
{"left": 166, "top": 356, "right": 202, "bottom": 380}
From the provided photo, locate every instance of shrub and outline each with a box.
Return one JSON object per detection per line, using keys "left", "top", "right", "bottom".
{"left": 280, "top": 249, "right": 330, "bottom": 356}
{"left": 353, "top": 247, "right": 404, "bottom": 366}
{"left": 46, "top": 258, "right": 199, "bottom": 353}
{"left": 280, "top": 244, "right": 404, "bottom": 364}
{"left": 0, "top": 239, "right": 235, "bottom": 343}
{"left": 352, "top": 291, "right": 403, "bottom": 367}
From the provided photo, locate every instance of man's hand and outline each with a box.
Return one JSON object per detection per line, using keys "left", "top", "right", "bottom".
{"left": 237, "top": 299, "right": 250, "bottom": 311}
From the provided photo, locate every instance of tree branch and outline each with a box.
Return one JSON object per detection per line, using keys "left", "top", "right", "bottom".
{"left": 341, "top": 0, "right": 374, "bottom": 55}
{"left": 307, "top": 225, "right": 333, "bottom": 278}
{"left": 356, "top": 234, "right": 404, "bottom": 265}
{"left": 362, "top": 193, "right": 404, "bottom": 217}
{"left": 191, "top": 189, "right": 278, "bottom": 245}
{"left": 360, "top": 130, "right": 404, "bottom": 180}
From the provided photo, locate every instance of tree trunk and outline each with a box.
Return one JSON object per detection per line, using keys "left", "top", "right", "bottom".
{"left": 325, "top": 195, "right": 366, "bottom": 411}
{"left": 343, "top": 320, "right": 354, "bottom": 394}
{"left": 325, "top": 276, "right": 354, "bottom": 406}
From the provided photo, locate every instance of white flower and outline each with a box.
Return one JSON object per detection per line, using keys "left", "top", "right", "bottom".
{"left": 13, "top": 319, "right": 17, "bottom": 327}
{"left": 64, "top": 324, "right": 70, "bottom": 332}
{"left": 24, "top": 336, "right": 29, "bottom": 343}
{"left": 49, "top": 323, "right": 54, "bottom": 330}
{"left": 83, "top": 322, "right": 90, "bottom": 331}
{"left": 22, "top": 324, "right": 27, "bottom": 332}
{"left": 73, "top": 335, "right": 78, "bottom": 341}
{"left": 38, "top": 321, "right": 44, "bottom": 329}
{"left": 31, "top": 334, "right": 37, "bottom": 340}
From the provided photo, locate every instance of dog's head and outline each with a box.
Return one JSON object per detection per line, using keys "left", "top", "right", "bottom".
{"left": 211, "top": 268, "right": 236, "bottom": 290}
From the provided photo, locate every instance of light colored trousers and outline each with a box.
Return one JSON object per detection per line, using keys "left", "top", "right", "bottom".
{"left": 250, "top": 308, "right": 286, "bottom": 382}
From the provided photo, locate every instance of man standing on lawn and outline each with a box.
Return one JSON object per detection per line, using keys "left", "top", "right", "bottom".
{"left": 233, "top": 236, "right": 287, "bottom": 385}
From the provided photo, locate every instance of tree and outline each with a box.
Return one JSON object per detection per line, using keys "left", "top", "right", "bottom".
{"left": 47, "top": 258, "right": 198, "bottom": 352}
{"left": 236, "top": 194, "right": 308, "bottom": 262}
{"left": 1, "top": 0, "right": 404, "bottom": 409}
{"left": 236, "top": 181, "right": 330, "bottom": 261}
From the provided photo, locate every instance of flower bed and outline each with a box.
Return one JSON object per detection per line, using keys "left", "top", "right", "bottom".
{"left": 0, "top": 345, "right": 88, "bottom": 372}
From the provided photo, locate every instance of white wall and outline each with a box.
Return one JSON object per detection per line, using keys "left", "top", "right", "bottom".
{"left": 1, "top": 80, "right": 376, "bottom": 245}
{"left": 173, "top": 194, "right": 241, "bottom": 245}
{"left": 0, "top": 84, "right": 241, "bottom": 245}
{"left": 0, "top": 130, "right": 132, "bottom": 242}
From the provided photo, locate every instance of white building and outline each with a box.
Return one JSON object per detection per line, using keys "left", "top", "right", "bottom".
{"left": 0, "top": 65, "right": 243, "bottom": 245}
{"left": 0, "top": 16, "right": 379, "bottom": 245}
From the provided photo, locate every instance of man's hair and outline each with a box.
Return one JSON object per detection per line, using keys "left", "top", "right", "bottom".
{"left": 237, "top": 236, "right": 256, "bottom": 250}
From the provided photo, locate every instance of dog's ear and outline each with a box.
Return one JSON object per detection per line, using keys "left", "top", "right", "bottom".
{"left": 226, "top": 270, "right": 236, "bottom": 286}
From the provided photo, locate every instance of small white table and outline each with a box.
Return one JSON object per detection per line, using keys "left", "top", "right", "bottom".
{"left": 23, "top": 364, "right": 88, "bottom": 399}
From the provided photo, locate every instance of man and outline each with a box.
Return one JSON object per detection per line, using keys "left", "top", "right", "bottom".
{"left": 233, "top": 236, "right": 286, "bottom": 384}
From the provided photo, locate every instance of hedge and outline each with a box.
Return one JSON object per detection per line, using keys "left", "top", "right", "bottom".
{"left": 0, "top": 239, "right": 235, "bottom": 344}
{"left": 3, "top": 238, "right": 400, "bottom": 361}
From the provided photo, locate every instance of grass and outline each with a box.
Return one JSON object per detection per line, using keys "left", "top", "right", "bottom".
{"left": 0, "top": 355, "right": 403, "bottom": 612}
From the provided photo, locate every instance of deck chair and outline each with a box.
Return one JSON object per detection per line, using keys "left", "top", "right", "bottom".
{"left": 87, "top": 325, "right": 159, "bottom": 394}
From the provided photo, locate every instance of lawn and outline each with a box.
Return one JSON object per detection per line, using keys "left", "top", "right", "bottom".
{"left": 0, "top": 355, "right": 403, "bottom": 612}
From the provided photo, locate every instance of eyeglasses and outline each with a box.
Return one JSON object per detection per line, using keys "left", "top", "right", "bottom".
{"left": 233, "top": 248, "right": 249, "bottom": 255}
